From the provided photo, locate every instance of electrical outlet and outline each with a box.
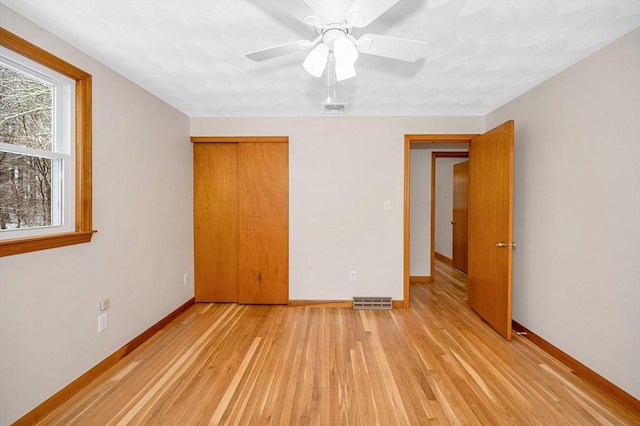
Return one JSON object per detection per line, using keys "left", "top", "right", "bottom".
{"left": 183, "top": 272, "right": 190, "bottom": 286}
{"left": 98, "top": 313, "right": 108, "bottom": 333}
{"left": 350, "top": 270, "right": 357, "bottom": 281}
{"left": 99, "top": 298, "right": 110, "bottom": 311}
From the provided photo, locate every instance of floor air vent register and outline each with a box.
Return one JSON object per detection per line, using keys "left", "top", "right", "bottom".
{"left": 353, "top": 297, "right": 393, "bottom": 310}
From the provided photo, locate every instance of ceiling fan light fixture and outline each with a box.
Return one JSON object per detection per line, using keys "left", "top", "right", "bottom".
{"left": 332, "top": 33, "right": 359, "bottom": 65}
{"left": 246, "top": 0, "right": 428, "bottom": 87}
{"left": 303, "top": 42, "right": 329, "bottom": 78}
{"left": 335, "top": 61, "right": 356, "bottom": 81}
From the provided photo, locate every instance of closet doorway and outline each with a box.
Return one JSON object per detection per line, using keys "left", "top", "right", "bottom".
{"left": 192, "top": 136, "right": 289, "bottom": 304}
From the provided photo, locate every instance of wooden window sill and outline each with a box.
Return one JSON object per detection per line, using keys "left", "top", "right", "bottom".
{"left": 0, "top": 230, "right": 97, "bottom": 257}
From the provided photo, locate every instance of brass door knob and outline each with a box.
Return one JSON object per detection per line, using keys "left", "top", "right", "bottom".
{"left": 451, "top": 220, "right": 456, "bottom": 224}
{"left": 496, "top": 242, "right": 507, "bottom": 248}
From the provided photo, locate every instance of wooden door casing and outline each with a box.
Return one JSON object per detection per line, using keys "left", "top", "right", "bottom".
{"left": 452, "top": 160, "right": 469, "bottom": 273}
{"left": 468, "top": 121, "right": 514, "bottom": 340}
{"left": 404, "top": 135, "right": 475, "bottom": 307}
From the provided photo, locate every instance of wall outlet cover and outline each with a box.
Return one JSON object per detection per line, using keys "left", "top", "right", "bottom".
{"left": 98, "top": 313, "right": 108, "bottom": 333}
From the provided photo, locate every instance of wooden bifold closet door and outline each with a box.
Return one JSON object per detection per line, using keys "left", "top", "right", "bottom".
{"left": 193, "top": 138, "right": 288, "bottom": 304}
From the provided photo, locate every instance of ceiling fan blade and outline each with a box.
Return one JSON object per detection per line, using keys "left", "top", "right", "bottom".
{"left": 272, "top": 0, "right": 318, "bottom": 24}
{"left": 356, "top": 34, "right": 428, "bottom": 62}
{"left": 246, "top": 40, "right": 311, "bottom": 62}
{"left": 306, "top": 0, "right": 352, "bottom": 23}
{"left": 346, "top": 0, "right": 400, "bottom": 28}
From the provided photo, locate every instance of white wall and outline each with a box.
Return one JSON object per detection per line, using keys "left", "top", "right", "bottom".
{"left": 409, "top": 148, "right": 431, "bottom": 276}
{"left": 434, "top": 158, "right": 467, "bottom": 258}
{"left": 191, "top": 117, "right": 483, "bottom": 299}
{"left": 486, "top": 28, "right": 640, "bottom": 399}
{"left": 0, "top": 7, "right": 194, "bottom": 425}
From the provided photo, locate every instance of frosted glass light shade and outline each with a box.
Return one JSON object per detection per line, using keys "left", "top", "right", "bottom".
{"left": 333, "top": 34, "right": 358, "bottom": 65}
{"left": 303, "top": 43, "right": 329, "bottom": 78}
{"left": 335, "top": 61, "right": 356, "bottom": 81}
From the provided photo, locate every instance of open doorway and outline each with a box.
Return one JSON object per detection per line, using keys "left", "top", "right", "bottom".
{"left": 403, "top": 134, "right": 476, "bottom": 307}
{"left": 408, "top": 148, "right": 469, "bottom": 284}
{"left": 404, "top": 122, "right": 515, "bottom": 340}
{"left": 433, "top": 152, "right": 469, "bottom": 275}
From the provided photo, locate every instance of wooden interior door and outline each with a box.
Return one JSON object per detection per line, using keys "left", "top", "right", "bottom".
{"left": 452, "top": 160, "right": 469, "bottom": 273}
{"left": 193, "top": 144, "right": 239, "bottom": 302}
{"left": 238, "top": 142, "right": 289, "bottom": 304}
{"left": 468, "top": 121, "right": 514, "bottom": 340}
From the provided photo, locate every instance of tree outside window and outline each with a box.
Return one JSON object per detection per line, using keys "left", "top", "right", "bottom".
{"left": 0, "top": 64, "right": 55, "bottom": 230}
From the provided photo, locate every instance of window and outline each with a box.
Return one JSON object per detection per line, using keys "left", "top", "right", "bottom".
{"left": 0, "top": 28, "right": 94, "bottom": 256}
{"left": 1, "top": 47, "right": 75, "bottom": 236}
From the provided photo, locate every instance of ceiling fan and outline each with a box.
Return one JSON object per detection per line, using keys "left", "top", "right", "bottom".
{"left": 245, "top": 0, "right": 428, "bottom": 81}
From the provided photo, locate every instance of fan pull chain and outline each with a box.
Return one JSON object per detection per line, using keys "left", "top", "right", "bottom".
{"left": 326, "top": 54, "right": 337, "bottom": 103}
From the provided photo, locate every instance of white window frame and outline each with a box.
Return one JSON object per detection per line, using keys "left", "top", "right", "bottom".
{"left": 0, "top": 46, "right": 76, "bottom": 239}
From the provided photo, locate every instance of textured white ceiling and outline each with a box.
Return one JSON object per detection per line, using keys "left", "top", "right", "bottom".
{"left": 3, "top": 0, "right": 639, "bottom": 117}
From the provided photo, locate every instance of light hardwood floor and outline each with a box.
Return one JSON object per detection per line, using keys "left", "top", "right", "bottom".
{"left": 40, "top": 261, "right": 639, "bottom": 425}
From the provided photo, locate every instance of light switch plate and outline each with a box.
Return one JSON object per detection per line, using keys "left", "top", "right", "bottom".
{"left": 99, "top": 298, "right": 110, "bottom": 311}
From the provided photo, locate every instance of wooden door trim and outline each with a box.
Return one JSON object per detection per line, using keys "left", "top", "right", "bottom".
{"left": 191, "top": 136, "right": 288, "bottom": 144}
{"left": 406, "top": 134, "right": 478, "bottom": 142}
{"left": 404, "top": 134, "right": 477, "bottom": 308}
{"left": 430, "top": 152, "right": 469, "bottom": 283}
